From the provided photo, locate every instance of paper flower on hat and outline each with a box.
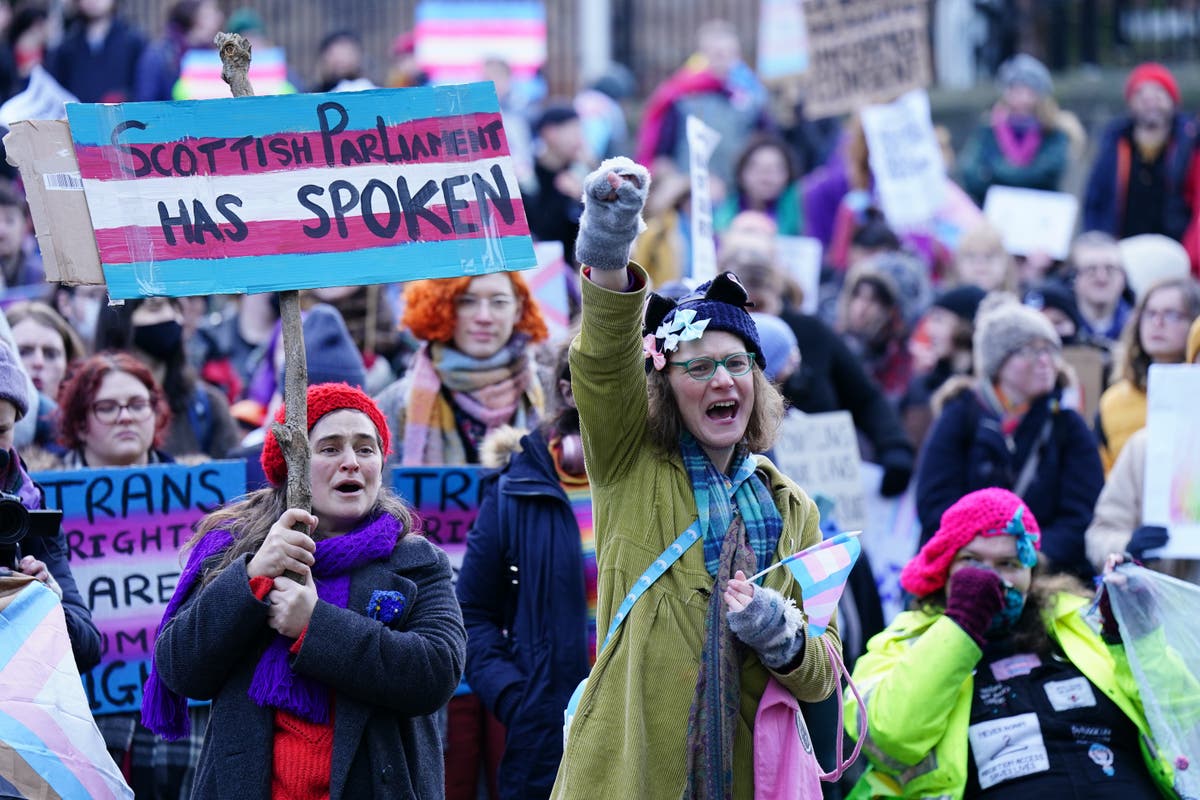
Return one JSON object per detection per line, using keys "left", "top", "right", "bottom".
{"left": 654, "top": 322, "right": 681, "bottom": 353}
{"left": 1004, "top": 506, "right": 1039, "bottom": 568}
{"left": 643, "top": 334, "right": 666, "bottom": 370}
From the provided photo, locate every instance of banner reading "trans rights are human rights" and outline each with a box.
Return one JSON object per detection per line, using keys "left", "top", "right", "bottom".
{"left": 65, "top": 83, "right": 536, "bottom": 299}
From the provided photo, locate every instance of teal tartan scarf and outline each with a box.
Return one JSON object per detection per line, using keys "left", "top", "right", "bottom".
{"left": 679, "top": 432, "right": 782, "bottom": 578}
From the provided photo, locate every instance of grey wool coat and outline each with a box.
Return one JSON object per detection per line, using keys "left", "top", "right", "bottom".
{"left": 154, "top": 533, "right": 466, "bottom": 799}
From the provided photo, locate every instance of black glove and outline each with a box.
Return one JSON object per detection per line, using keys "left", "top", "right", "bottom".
{"left": 944, "top": 566, "right": 1005, "bottom": 647}
{"left": 1125, "top": 525, "right": 1169, "bottom": 561}
{"left": 880, "top": 464, "right": 912, "bottom": 497}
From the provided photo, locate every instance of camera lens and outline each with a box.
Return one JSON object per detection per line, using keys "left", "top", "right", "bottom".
{"left": 0, "top": 498, "right": 29, "bottom": 545}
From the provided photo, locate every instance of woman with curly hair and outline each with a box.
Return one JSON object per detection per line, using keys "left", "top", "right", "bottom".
{"left": 376, "top": 271, "right": 548, "bottom": 466}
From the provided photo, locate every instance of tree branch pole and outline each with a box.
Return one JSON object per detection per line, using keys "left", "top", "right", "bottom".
{"left": 217, "top": 34, "right": 311, "bottom": 579}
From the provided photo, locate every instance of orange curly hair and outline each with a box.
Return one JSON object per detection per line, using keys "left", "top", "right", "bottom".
{"left": 402, "top": 271, "right": 549, "bottom": 344}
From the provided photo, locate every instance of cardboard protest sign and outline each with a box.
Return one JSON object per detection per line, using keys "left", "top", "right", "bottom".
{"left": 32, "top": 460, "right": 246, "bottom": 715}
{"left": 771, "top": 411, "right": 866, "bottom": 531}
{"left": 2, "top": 120, "right": 104, "bottom": 285}
{"left": 415, "top": 0, "right": 547, "bottom": 84}
{"left": 983, "top": 186, "right": 1078, "bottom": 260}
{"left": 65, "top": 82, "right": 537, "bottom": 299}
{"left": 860, "top": 89, "right": 946, "bottom": 229}
{"left": 687, "top": 115, "right": 721, "bottom": 283}
{"left": 1143, "top": 364, "right": 1200, "bottom": 559}
{"left": 392, "top": 465, "right": 486, "bottom": 579}
{"left": 801, "top": 0, "right": 931, "bottom": 119}
{"left": 757, "top": 0, "right": 809, "bottom": 81}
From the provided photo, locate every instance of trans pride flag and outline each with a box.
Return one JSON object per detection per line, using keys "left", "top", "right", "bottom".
{"left": 777, "top": 532, "right": 862, "bottom": 636}
{"left": 0, "top": 578, "right": 132, "bottom": 799}
{"left": 415, "top": 1, "right": 547, "bottom": 84}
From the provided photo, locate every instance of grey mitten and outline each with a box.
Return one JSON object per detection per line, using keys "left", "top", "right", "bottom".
{"left": 727, "top": 584, "right": 807, "bottom": 670}
{"left": 575, "top": 156, "right": 651, "bottom": 271}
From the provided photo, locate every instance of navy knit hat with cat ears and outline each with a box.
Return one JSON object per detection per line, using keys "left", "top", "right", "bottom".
{"left": 643, "top": 271, "right": 764, "bottom": 372}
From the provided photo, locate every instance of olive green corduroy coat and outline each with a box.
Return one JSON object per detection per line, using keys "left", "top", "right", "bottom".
{"left": 550, "top": 266, "right": 840, "bottom": 799}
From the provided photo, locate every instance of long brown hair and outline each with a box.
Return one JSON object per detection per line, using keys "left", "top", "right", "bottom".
{"left": 187, "top": 486, "right": 417, "bottom": 585}
{"left": 645, "top": 365, "right": 785, "bottom": 456}
{"left": 1119, "top": 276, "right": 1200, "bottom": 391}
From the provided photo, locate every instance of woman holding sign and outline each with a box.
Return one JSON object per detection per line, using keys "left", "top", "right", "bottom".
{"left": 144, "top": 383, "right": 466, "bottom": 799}
{"left": 552, "top": 157, "right": 840, "bottom": 799}
{"left": 845, "top": 487, "right": 1177, "bottom": 799}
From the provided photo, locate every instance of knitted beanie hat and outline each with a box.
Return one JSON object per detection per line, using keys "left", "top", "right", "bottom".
{"left": 261, "top": 383, "right": 390, "bottom": 487}
{"left": 847, "top": 251, "right": 933, "bottom": 331}
{"left": 973, "top": 298, "right": 1061, "bottom": 381}
{"left": 998, "top": 53, "right": 1053, "bottom": 98}
{"left": 296, "top": 304, "right": 367, "bottom": 389}
{"left": 1023, "top": 282, "right": 1085, "bottom": 334}
{"left": 750, "top": 312, "right": 798, "bottom": 382}
{"left": 933, "top": 285, "right": 987, "bottom": 323}
{"left": 0, "top": 343, "right": 28, "bottom": 419}
{"left": 1188, "top": 316, "right": 1200, "bottom": 364}
{"left": 1125, "top": 62, "right": 1180, "bottom": 106}
{"left": 644, "top": 272, "right": 763, "bottom": 371}
{"left": 1118, "top": 234, "right": 1191, "bottom": 299}
{"left": 900, "top": 488, "right": 1041, "bottom": 598}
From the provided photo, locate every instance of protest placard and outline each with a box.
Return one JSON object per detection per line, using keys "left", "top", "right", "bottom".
{"left": 1143, "top": 364, "right": 1200, "bottom": 559}
{"left": 982, "top": 186, "right": 1078, "bottom": 260}
{"left": 415, "top": 0, "right": 547, "bottom": 84}
{"left": 65, "top": 82, "right": 537, "bottom": 299}
{"left": 860, "top": 89, "right": 945, "bottom": 229}
{"left": 392, "top": 465, "right": 486, "bottom": 578}
{"left": 858, "top": 462, "right": 921, "bottom": 622}
{"left": 757, "top": 0, "right": 809, "bottom": 81}
{"left": 775, "top": 235, "right": 822, "bottom": 314}
{"left": 530, "top": 241, "right": 574, "bottom": 343}
{"left": 687, "top": 115, "right": 721, "bottom": 282}
{"left": 32, "top": 460, "right": 246, "bottom": 715}
{"left": 771, "top": 410, "right": 866, "bottom": 531}
{"left": 801, "top": 0, "right": 931, "bottom": 119}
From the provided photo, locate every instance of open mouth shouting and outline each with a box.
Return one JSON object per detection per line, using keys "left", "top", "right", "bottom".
{"left": 333, "top": 479, "right": 364, "bottom": 496}
{"left": 706, "top": 399, "right": 740, "bottom": 421}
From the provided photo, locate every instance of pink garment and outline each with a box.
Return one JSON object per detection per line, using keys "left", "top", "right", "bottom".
{"left": 753, "top": 677, "right": 822, "bottom": 800}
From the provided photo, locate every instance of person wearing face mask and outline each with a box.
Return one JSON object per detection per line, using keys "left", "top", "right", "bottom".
{"left": 917, "top": 299, "right": 1104, "bottom": 581}
{"left": 456, "top": 342, "right": 593, "bottom": 800}
{"left": 94, "top": 297, "right": 239, "bottom": 460}
{"left": 845, "top": 488, "right": 1177, "bottom": 799}
{"left": 51, "top": 283, "right": 107, "bottom": 350}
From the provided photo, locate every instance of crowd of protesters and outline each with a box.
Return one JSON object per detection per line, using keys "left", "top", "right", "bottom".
{"left": 0, "top": 4, "right": 1198, "bottom": 800}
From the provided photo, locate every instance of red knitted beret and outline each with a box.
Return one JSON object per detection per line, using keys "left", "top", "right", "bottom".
{"left": 900, "top": 488, "right": 1041, "bottom": 598}
{"left": 260, "top": 383, "right": 391, "bottom": 487}
{"left": 1125, "top": 62, "right": 1180, "bottom": 105}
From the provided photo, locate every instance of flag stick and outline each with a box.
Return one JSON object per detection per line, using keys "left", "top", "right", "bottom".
{"left": 746, "top": 531, "right": 863, "bottom": 582}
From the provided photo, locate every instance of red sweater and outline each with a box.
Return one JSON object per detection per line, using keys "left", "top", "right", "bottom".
{"left": 249, "top": 576, "right": 334, "bottom": 800}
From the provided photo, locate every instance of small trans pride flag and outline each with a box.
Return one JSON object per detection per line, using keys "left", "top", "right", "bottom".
{"left": 775, "top": 532, "right": 862, "bottom": 636}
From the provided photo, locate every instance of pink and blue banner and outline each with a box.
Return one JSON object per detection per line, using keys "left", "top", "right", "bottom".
{"left": 172, "top": 47, "right": 296, "bottom": 100}
{"left": 65, "top": 83, "right": 536, "bottom": 299}
{"left": 32, "top": 461, "right": 246, "bottom": 715}
{"left": 779, "top": 532, "right": 862, "bottom": 636}
{"left": 415, "top": 1, "right": 547, "bottom": 84}
{"left": 392, "top": 465, "right": 485, "bottom": 581}
{"left": 0, "top": 579, "right": 132, "bottom": 798}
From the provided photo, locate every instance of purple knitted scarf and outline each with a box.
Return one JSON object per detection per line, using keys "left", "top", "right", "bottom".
{"left": 141, "top": 512, "right": 401, "bottom": 740}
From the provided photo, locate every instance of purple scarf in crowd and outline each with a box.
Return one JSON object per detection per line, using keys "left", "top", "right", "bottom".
{"left": 141, "top": 512, "right": 401, "bottom": 740}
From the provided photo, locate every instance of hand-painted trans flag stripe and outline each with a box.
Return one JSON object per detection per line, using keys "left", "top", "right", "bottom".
{"left": 98, "top": 237, "right": 536, "bottom": 299}
{"left": 73, "top": 111, "right": 505, "bottom": 180}
{"left": 67, "top": 83, "right": 502, "bottom": 146}
{"left": 780, "top": 533, "right": 862, "bottom": 637}
{"left": 0, "top": 582, "right": 132, "bottom": 799}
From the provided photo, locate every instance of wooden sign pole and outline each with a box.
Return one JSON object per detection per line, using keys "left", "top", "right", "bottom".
{"left": 217, "top": 34, "right": 312, "bottom": 554}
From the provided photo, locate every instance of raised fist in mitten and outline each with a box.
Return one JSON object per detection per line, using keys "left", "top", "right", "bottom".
{"left": 575, "top": 156, "right": 651, "bottom": 271}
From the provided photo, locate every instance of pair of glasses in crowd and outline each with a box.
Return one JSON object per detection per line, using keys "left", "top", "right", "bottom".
{"left": 669, "top": 352, "right": 756, "bottom": 381}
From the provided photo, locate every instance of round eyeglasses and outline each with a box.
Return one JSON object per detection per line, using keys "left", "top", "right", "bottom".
{"left": 91, "top": 397, "right": 154, "bottom": 424}
{"left": 669, "top": 352, "right": 756, "bottom": 381}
